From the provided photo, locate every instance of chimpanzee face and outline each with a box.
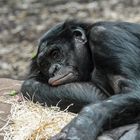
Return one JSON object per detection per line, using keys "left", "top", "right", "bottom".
{"left": 36, "top": 23, "right": 93, "bottom": 86}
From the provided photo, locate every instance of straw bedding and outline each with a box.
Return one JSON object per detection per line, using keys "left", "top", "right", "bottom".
{"left": 1, "top": 97, "right": 76, "bottom": 140}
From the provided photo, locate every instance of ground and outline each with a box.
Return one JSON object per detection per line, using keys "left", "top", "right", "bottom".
{"left": 0, "top": 0, "right": 140, "bottom": 79}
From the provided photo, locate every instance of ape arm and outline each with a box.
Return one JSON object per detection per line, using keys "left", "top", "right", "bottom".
{"left": 21, "top": 78, "right": 107, "bottom": 112}
{"left": 50, "top": 88, "right": 140, "bottom": 140}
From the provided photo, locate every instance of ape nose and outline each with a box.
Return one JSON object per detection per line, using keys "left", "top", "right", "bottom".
{"left": 49, "top": 64, "right": 61, "bottom": 77}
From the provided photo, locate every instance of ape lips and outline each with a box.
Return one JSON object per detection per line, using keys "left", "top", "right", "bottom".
{"left": 48, "top": 72, "right": 74, "bottom": 86}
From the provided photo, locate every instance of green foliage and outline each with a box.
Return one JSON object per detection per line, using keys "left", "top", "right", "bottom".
{"left": 31, "top": 52, "right": 36, "bottom": 59}
{"left": 9, "top": 90, "right": 17, "bottom": 96}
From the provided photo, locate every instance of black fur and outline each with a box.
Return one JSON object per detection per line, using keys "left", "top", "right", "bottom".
{"left": 21, "top": 21, "right": 140, "bottom": 140}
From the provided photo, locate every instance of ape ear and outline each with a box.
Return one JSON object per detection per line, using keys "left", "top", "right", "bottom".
{"left": 72, "top": 28, "right": 87, "bottom": 44}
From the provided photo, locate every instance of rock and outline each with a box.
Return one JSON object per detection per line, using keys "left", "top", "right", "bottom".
{"left": 0, "top": 102, "right": 11, "bottom": 140}
{"left": 0, "top": 78, "right": 22, "bottom": 95}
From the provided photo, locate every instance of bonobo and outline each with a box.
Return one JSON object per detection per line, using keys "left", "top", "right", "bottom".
{"left": 21, "top": 21, "right": 140, "bottom": 140}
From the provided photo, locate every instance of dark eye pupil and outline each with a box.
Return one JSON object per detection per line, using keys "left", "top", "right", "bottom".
{"left": 74, "top": 31, "right": 81, "bottom": 37}
{"left": 51, "top": 50, "right": 59, "bottom": 59}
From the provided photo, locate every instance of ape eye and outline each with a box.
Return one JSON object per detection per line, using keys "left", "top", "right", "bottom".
{"left": 50, "top": 50, "right": 60, "bottom": 59}
{"left": 73, "top": 30, "right": 82, "bottom": 37}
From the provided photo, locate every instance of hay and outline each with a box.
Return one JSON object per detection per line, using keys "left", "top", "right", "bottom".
{"left": 2, "top": 98, "right": 76, "bottom": 140}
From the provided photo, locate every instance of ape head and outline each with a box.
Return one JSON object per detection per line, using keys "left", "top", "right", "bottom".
{"left": 34, "top": 21, "right": 93, "bottom": 86}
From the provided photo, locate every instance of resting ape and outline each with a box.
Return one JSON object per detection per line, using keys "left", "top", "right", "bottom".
{"left": 21, "top": 21, "right": 140, "bottom": 140}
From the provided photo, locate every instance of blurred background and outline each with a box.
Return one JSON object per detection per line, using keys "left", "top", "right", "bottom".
{"left": 0, "top": 0, "right": 140, "bottom": 80}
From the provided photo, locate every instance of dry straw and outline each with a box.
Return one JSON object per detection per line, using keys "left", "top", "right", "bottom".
{"left": 2, "top": 98, "right": 76, "bottom": 140}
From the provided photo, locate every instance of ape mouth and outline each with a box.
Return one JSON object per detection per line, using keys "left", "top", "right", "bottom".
{"left": 48, "top": 72, "right": 74, "bottom": 86}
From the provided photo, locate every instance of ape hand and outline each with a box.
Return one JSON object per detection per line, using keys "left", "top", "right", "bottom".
{"left": 50, "top": 104, "right": 107, "bottom": 140}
